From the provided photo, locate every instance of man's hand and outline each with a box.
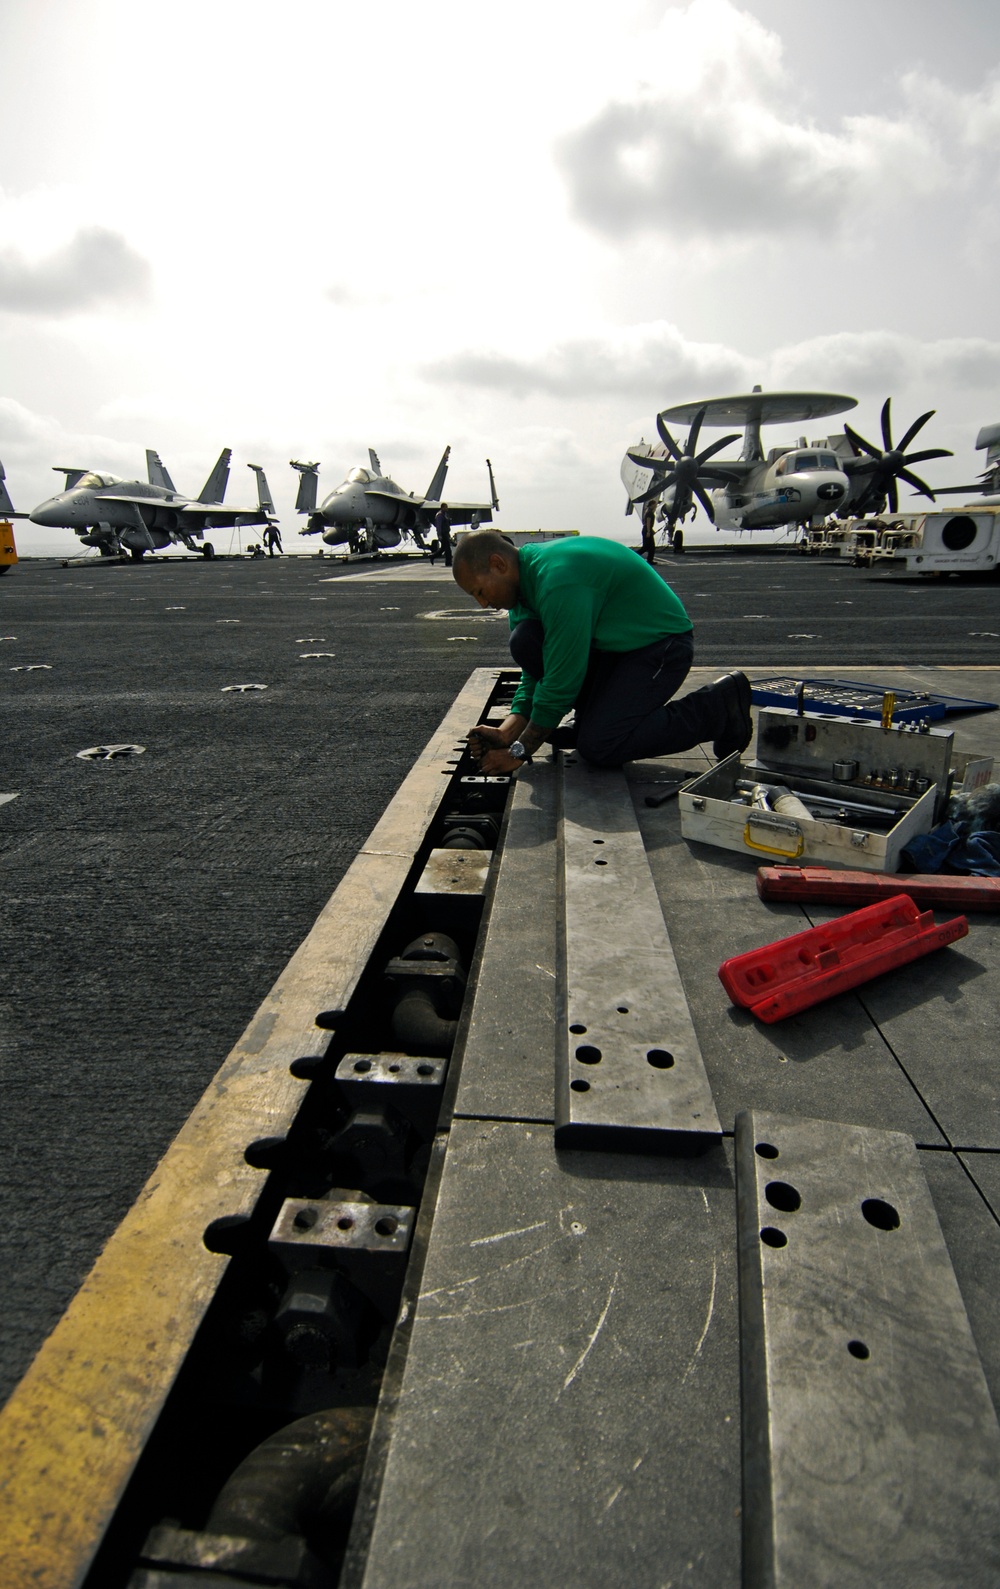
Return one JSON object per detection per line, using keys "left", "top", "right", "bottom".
{"left": 466, "top": 723, "right": 507, "bottom": 755}
{"left": 479, "top": 745, "right": 526, "bottom": 774}
{"left": 467, "top": 724, "right": 521, "bottom": 774}
{"left": 467, "top": 716, "right": 547, "bottom": 774}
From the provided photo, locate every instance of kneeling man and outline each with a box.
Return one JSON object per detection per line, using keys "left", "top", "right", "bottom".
{"left": 453, "top": 529, "right": 752, "bottom": 774}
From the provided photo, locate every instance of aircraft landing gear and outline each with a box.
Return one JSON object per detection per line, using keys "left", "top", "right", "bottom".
{"left": 129, "top": 547, "right": 146, "bottom": 561}
{"left": 671, "top": 528, "right": 684, "bottom": 554}
{"left": 201, "top": 542, "right": 215, "bottom": 559}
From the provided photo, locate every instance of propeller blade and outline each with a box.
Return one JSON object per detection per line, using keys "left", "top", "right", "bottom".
{"left": 896, "top": 409, "right": 935, "bottom": 454}
{"left": 880, "top": 397, "right": 893, "bottom": 452}
{"left": 632, "top": 481, "right": 672, "bottom": 505}
{"left": 903, "top": 447, "right": 952, "bottom": 465}
{"left": 845, "top": 424, "right": 882, "bottom": 460}
{"left": 898, "top": 468, "right": 936, "bottom": 501}
{"left": 626, "top": 451, "right": 667, "bottom": 471}
{"left": 887, "top": 477, "right": 899, "bottom": 515}
{"left": 695, "top": 432, "right": 742, "bottom": 466}
{"left": 692, "top": 481, "right": 716, "bottom": 522}
{"left": 655, "top": 413, "right": 684, "bottom": 462}
{"left": 686, "top": 405, "right": 706, "bottom": 457}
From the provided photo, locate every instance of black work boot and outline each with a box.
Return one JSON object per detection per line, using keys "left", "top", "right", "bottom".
{"left": 711, "top": 671, "right": 753, "bottom": 760}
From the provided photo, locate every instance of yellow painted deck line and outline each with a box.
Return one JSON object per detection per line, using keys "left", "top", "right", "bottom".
{"left": 0, "top": 667, "right": 502, "bottom": 1589}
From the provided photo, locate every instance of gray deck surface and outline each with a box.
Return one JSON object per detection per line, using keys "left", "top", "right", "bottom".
{"left": 3, "top": 549, "right": 1000, "bottom": 1584}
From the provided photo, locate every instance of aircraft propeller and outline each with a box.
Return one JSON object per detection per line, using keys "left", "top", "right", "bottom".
{"left": 843, "top": 399, "right": 952, "bottom": 515}
{"left": 627, "top": 407, "right": 741, "bottom": 532}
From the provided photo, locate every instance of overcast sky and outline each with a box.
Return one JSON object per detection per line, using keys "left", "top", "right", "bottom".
{"left": 2, "top": 0, "right": 1000, "bottom": 556}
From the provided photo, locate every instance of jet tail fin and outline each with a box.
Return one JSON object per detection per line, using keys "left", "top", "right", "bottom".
{"left": 486, "top": 457, "right": 499, "bottom": 511}
{"left": 247, "top": 464, "right": 275, "bottom": 517}
{"left": 368, "top": 448, "right": 382, "bottom": 476}
{"left": 0, "top": 459, "right": 18, "bottom": 518}
{"left": 425, "top": 445, "right": 450, "bottom": 503}
{"left": 198, "top": 448, "right": 232, "bottom": 504}
{"left": 290, "top": 461, "right": 320, "bottom": 515}
{"left": 146, "top": 450, "right": 177, "bottom": 492}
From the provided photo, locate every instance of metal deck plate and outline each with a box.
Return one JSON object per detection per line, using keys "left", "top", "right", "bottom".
{"left": 958, "top": 1150, "right": 1000, "bottom": 1224}
{"left": 556, "top": 759, "right": 721, "bottom": 1151}
{"left": 358, "top": 1120, "right": 740, "bottom": 1589}
{"left": 735, "top": 1110, "right": 1000, "bottom": 1588}
{"left": 453, "top": 762, "right": 560, "bottom": 1124}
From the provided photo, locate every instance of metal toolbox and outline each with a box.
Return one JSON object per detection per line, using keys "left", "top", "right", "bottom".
{"left": 678, "top": 707, "right": 993, "bottom": 873}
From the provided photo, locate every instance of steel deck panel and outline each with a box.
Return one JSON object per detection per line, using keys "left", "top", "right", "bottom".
{"left": 359, "top": 1121, "right": 741, "bottom": 1589}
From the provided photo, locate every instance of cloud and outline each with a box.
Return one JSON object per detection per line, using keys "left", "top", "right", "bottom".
{"left": 771, "top": 331, "right": 1000, "bottom": 395}
{"left": 0, "top": 226, "right": 151, "bottom": 315}
{"left": 555, "top": 0, "right": 948, "bottom": 243}
{"left": 425, "top": 321, "right": 1000, "bottom": 417}
{"left": 426, "top": 321, "right": 752, "bottom": 399}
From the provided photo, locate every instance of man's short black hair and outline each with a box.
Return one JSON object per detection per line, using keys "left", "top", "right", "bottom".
{"left": 452, "top": 528, "right": 517, "bottom": 575}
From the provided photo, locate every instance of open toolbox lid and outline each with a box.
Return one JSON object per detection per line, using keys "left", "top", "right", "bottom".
{"left": 750, "top": 677, "right": 998, "bottom": 722}
{"left": 749, "top": 707, "right": 954, "bottom": 801}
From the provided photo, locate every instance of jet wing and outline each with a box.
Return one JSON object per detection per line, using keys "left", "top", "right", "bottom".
{"left": 91, "top": 492, "right": 184, "bottom": 507}
{"left": 424, "top": 500, "right": 494, "bottom": 523}
{"left": 93, "top": 493, "right": 270, "bottom": 519}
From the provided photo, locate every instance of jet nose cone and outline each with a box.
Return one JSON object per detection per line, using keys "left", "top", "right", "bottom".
{"left": 29, "top": 499, "right": 61, "bottom": 526}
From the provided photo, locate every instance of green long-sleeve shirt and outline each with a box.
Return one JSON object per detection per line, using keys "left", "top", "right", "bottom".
{"left": 508, "top": 536, "right": 693, "bottom": 728}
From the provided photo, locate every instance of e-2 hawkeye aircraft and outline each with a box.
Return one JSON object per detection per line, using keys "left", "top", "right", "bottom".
{"left": 622, "top": 388, "right": 952, "bottom": 550}
{"left": 8, "top": 449, "right": 277, "bottom": 559}
{"left": 291, "top": 447, "right": 498, "bottom": 552}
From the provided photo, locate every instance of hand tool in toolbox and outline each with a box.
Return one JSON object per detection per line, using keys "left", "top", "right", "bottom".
{"left": 757, "top": 865, "right": 1000, "bottom": 912}
{"left": 680, "top": 704, "right": 992, "bottom": 872}
{"left": 718, "top": 895, "right": 968, "bottom": 1024}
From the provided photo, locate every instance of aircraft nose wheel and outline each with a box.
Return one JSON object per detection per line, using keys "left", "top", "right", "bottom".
{"left": 201, "top": 542, "right": 215, "bottom": 559}
{"left": 672, "top": 528, "right": 684, "bottom": 553}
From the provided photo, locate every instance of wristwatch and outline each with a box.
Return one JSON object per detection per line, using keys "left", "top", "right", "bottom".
{"left": 509, "top": 740, "right": 532, "bottom": 763}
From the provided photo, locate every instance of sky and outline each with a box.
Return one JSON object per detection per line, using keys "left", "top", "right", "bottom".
{"left": 2, "top": 0, "right": 1000, "bottom": 556}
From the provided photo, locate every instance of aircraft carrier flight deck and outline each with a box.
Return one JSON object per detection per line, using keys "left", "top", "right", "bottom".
{"left": 1, "top": 546, "right": 999, "bottom": 1589}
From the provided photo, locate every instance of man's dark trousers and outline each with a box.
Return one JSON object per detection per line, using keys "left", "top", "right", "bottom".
{"left": 509, "top": 619, "right": 719, "bottom": 767}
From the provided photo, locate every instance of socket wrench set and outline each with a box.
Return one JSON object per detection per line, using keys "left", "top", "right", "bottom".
{"left": 679, "top": 706, "right": 993, "bottom": 872}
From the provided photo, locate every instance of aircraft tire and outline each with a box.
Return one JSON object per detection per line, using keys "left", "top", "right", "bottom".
{"left": 129, "top": 548, "right": 145, "bottom": 561}
{"left": 672, "top": 529, "right": 684, "bottom": 554}
{"left": 201, "top": 543, "right": 215, "bottom": 560}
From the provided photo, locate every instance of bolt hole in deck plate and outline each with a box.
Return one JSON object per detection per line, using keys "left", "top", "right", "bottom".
{"left": 555, "top": 759, "right": 721, "bottom": 1152}
{"left": 735, "top": 1109, "right": 1000, "bottom": 1587}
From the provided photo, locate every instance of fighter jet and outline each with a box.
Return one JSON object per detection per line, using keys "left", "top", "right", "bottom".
{"left": 23, "top": 449, "right": 277, "bottom": 559}
{"left": 291, "top": 447, "right": 498, "bottom": 552}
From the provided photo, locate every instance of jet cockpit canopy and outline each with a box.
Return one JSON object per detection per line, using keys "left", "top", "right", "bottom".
{"left": 75, "top": 472, "right": 122, "bottom": 490}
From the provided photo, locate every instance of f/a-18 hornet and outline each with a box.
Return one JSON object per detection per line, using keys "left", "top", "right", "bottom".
{"left": 17, "top": 449, "right": 277, "bottom": 559}
{"left": 622, "top": 388, "right": 952, "bottom": 550}
{"left": 291, "top": 447, "right": 498, "bottom": 552}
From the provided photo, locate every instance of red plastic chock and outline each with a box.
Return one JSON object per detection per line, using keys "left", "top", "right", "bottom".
{"left": 757, "top": 865, "right": 1000, "bottom": 914}
{"left": 719, "top": 894, "right": 968, "bottom": 1024}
